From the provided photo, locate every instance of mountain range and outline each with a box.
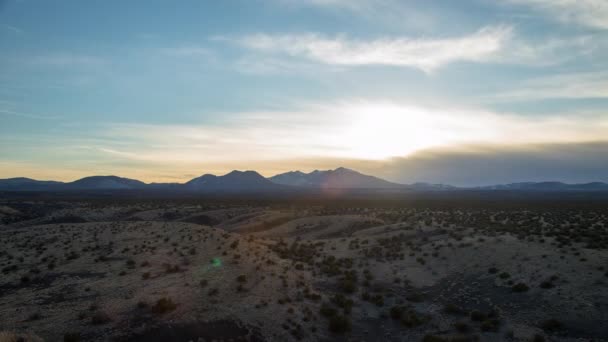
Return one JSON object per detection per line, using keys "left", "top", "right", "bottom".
{"left": 0, "top": 168, "right": 606, "bottom": 192}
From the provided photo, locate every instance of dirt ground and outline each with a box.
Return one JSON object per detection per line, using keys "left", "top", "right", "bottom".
{"left": 1, "top": 198, "right": 607, "bottom": 341}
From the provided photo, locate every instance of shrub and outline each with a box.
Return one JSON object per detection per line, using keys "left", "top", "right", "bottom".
{"left": 405, "top": 292, "right": 424, "bottom": 303}
{"left": 64, "top": 333, "right": 81, "bottom": 342}
{"left": 331, "top": 294, "right": 353, "bottom": 314}
{"left": 320, "top": 302, "right": 337, "bottom": 317}
{"left": 533, "top": 334, "right": 545, "bottom": 342}
{"left": 91, "top": 311, "right": 111, "bottom": 325}
{"left": 151, "top": 297, "right": 177, "bottom": 314}
{"left": 512, "top": 283, "right": 529, "bottom": 292}
{"left": 390, "top": 305, "right": 404, "bottom": 319}
{"left": 539, "top": 281, "right": 554, "bottom": 289}
{"left": 481, "top": 318, "right": 500, "bottom": 332}
{"left": 328, "top": 315, "right": 351, "bottom": 333}
{"left": 422, "top": 335, "right": 449, "bottom": 342}
{"left": 540, "top": 319, "right": 562, "bottom": 331}
{"left": 443, "top": 303, "right": 464, "bottom": 315}
{"left": 470, "top": 310, "right": 486, "bottom": 321}
{"left": 453, "top": 321, "right": 470, "bottom": 333}
{"left": 28, "top": 312, "right": 42, "bottom": 321}
{"left": 401, "top": 310, "right": 428, "bottom": 327}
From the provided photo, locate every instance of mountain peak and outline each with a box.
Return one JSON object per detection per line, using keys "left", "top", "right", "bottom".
{"left": 333, "top": 167, "right": 356, "bottom": 173}
{"left": 270, "top": 168, "right": 402, "bottom": 189}
{"left": 69, "top": 175, "right": 146, "bottom": 189}
{"left": 184, "top": 170, "right": 278, "bottom": 191}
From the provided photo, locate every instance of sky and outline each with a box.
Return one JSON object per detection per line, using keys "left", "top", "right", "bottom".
{"left": 0, "top": 0, "right": 607, "bottom": 186}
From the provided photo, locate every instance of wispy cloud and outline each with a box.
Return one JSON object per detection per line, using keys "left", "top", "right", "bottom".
{"left": 158, "top": 46, "right": 215, "bottom": 58}
{"left": 28, "top": 53, "right": 105, "bottom": 67}
{"left": 230, "top": 26, "right": 512, "bottom": 73}
{"left": 4, "top": 25, "right": 23, "bottom": 34}
{"left": 0, "top": 109, "right": 62, "bottom": 120}
{"left": 276, "top": 0, "right": 437, "bottom": 31}
{"left": 509, "top": 0, "right": 608, "bottom": 29}
{"left": 87, "top": 100, "right": 608, "bottom": 165}
{"left": 492, "top": 71, "right": 608, "bottom": 101}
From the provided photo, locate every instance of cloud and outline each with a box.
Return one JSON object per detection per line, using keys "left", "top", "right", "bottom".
{"left": 231, "top": 26, "right": 512, "bottom": 73}
{"left": 85, "top": 100, "right": 608, "bottom": 167}
{"left": 0, "top": 109, "right": 62, "bottom": 120}
{"left": 276, "top": 0, "right": 437, "bottom": 31}
{"left": 376, "top": 141, "right": 608, "bottom": 186}
{"left": 494, "top": 35, "right": 596, "bottom": 66}
{"left": 491, "top": 71, "right": 608, "bottom": 101}
{"left": 4, "top": 25, "right": 23, "bottom": 34}
{"left": 509, "top": 0, "right": 608, "bottom": 29}
{"left": 28, "top": 53, "right": 105, "bottom": 67}
{"left": 158, "top": 46, "right": 215, "bottom": 58}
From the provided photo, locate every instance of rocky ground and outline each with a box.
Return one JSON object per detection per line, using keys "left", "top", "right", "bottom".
{"left": 0, "top": 198, "right": 607, "bottom": 341}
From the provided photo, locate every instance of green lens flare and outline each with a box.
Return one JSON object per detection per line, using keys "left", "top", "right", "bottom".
{"left": 211, "top": 257, "right": 222, "bottom": 267}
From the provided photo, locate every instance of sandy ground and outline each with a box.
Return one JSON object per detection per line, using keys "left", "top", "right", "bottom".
{"left": 0, "top": 199, "right": 607, "bottom": 341}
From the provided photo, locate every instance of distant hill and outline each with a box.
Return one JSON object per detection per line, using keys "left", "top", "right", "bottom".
{"left": 0, "top": 177, "right": 63, "bottom": 191}
{"left": 270, "top": 167, "right": 403, "bottom": 189}
{"left": 185, "top": 170, "right": 284, "bottom": 192}
{"left": 67, "top": 176, "right": 146, "bottom": 190}
{"left": 1, "top": 170, "right": 607, "bottom": 193}
{"left": 0, "top": 176, "right": 144, "bottom": 191}
{"left": 479, "top": 181, "right": 608, "bottom": 191}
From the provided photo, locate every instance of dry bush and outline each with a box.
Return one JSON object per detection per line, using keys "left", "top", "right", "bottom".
{"left": 0, "top": 331, "right": 44, "bottom": 342}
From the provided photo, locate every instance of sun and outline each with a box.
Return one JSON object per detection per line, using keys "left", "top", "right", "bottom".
{"left": 336, "top": 103, "right": 454, "bottom": 160}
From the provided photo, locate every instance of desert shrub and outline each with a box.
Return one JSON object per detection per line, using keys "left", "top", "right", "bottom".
{"left": 28, "top": 312, "right": 42, "bottom": 321}
{"left": 470, "top": 310, "right": 486, "bottom": 321}
{"left": 141, "top": 272, "right": 150, "bottom": 280}
{"left": 405, "top": 292, "right": 424, "bottom": 303}
{"left": 512, "top": 283, "right": 529, "bottom": 292}
{"left": 443, "top": 303, "right": 465, "bottom": 315}
{"left": 339, "top": 269, "right": 358, "bottom": 292}
{"left": 390, "top": 305, "right": 404, "bottom": 319}
{"left": 200, "top": 279, "right": 208, "bottom": 287}
{"left": 63, "top": 332, "right": 81, "bottom": 342}
{"left": 481, "top": 318, "right": 500, "bottom": 332}
{"left": 422, "top": 335, "right": 449, "bottom": 342}
{"left": 539, "top": 281, "right": 554, "bottom": 289}
{"left": 400, "top": 310, "right": 428, "bottom": 327}
{"left": 328, "top": 315, "right": 351, "bottom": 333}
{"left": 498, "top": 272, "right": 510, "bottom": 279}
{"left": 454, "top": 321, "right": 470, "bottom": 333}
{"left": 236, "top": 275, "right": 247, "bottom": 283}
{"left": 533, "top": 334, "right": 545, "bottom": 342}
{"left": 208, "top": 288, "right": 219, "bottom": 296}
{"left": 151, "top": 297, "right": 177, "bottom": 314}
{"left": 540, "top": 319, "right": 562, "bottom": 331}
{"left": 331, "top": 294, "right": 353, "bottom": 314}
{"left": 91, "top": 311, "right": 111, "bottom": 325}
{"left": 320, "top": 302, "right": 337, "bottom": 317}
{"left": 371, "top": 293, "right": 384, "bottom": 307}
{"left": 488, "top": 267, "right": 498, "bottom": 274}
{"left": 164, "top": 264, "right": 181, "bottom": 273}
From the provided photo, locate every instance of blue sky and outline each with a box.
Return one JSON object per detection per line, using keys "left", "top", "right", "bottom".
{"left": 1, "top": 0, "right": 607, "bottom": 185}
